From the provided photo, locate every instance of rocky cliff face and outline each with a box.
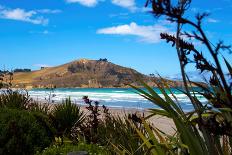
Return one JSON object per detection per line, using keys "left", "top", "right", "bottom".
{"left": 12, "top": 59, "right": 182, "bottom": 88}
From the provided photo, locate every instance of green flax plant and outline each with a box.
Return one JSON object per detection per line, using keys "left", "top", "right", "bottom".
{"left": 28, "top": 102, "right": 51, "bottom": 116}
{"left": 0, "top": 89, "right": 32, "bottom": 109}
{"left": 108, "top": 107, "right": 182, "bottom": 155}
{"left": 52, "top": 98, "right": 85, "bottom": 142}
{"left": 125, "top": 0, "right": 232, "bottom": 155}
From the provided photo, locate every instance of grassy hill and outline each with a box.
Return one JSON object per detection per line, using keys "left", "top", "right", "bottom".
{"left": 12, "top": 59, "right": 180, "bottom": 88}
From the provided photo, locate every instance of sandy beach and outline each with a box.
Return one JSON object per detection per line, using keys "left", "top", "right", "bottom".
{"left": 79, "top": 105, "right": 176, "bottom": 135}
{"left": 43, "top": 101, "right": 176, "bottom": 135}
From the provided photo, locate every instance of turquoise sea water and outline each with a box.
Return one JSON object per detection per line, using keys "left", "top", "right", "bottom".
{"left": 28, "top": 88, "right": 207, "bottom": 111}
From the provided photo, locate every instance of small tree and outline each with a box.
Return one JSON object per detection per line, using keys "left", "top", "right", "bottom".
{"left": 98, "top": 58, "right": 108, "bottom": 62}
{"left": 0, "top": 71, "right": 13, "bottom": 89}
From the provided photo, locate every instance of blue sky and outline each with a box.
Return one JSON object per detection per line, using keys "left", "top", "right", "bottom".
{"left": 0, "top": 0, "right": 232, "bottom": 76}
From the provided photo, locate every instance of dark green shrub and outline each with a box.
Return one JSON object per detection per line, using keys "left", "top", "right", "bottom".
{"left": 52, "top": 98, "right": 85, "bottom": 138}
{"left": 32, "top": 112, "right": 56, "bottom": 141}
{"left": 0, "top": 108, "right": 52, "bottom": 155}
{"left": 36, "top": 143, "right": 109, "bottom": 155}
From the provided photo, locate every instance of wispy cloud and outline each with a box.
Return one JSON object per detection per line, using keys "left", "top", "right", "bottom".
{"left": 109, "top": 12, "right": 129, "bottom": 19}
{"left": 65, "top": 0, "right": 98, "bottom": 7}
{"left": 111, "top": 0, "right": 136, "bottom": 11}
{"left": 0, "top": 6, "right": 49, "bottom": 25}
{"left": 29, "top": 30, "right": 51, "bottom": 35}
{"left": 36, "top": 9, "right": 62, "bottom": 14}
{"left": 97, "top": 22, "right": 171, "bottom": 43}
{"left": 190, "top": 7, "right": 199, "bottom": 13}
{"left": 65, "top": 0, "right": 141, "bottom": 11}
{"left": 207, "top": 18, "right": 220, "bottom": 23}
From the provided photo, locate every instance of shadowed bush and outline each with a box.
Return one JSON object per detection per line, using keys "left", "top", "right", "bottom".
{"left": 0, "top": 108, "right": 52, "bottom": 155}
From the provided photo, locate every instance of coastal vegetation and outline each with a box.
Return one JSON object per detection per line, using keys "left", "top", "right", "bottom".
{"left": 0, "top": 108, "right": 52, "bottom": 155}
{"left": 0, "top": 0, "right": 231, "bottom": 155}
{"left": 123, "top": 0, "right": 232, "bottom": 154}
{"left": 13, "top": 68, "right": 31, "bottom": 73}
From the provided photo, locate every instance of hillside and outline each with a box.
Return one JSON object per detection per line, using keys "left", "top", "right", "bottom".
{"left": 12, "top": 59, "right": 181, "bottom": 88}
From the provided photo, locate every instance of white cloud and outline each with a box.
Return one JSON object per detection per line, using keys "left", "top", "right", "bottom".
{"left": 97, "top": 22, "right": 170, "bottom": 43}
{"left": 140, "top": 7, "right": 152, "bottom": 12}
{"left": 36, "top": 9, "right": 62, "bottom": 14}
{"left": 207, "top": 18, "right": 220, "bottom": 23}
{"left": 190, "top": 7, "right": 199, "bottom": 13}
{"left": 66, "top": 0, "right": 98, "bottom": 7}
{"left": 29, "top": 30, "right": 50, "bottom": 35}
{"left": 65, "top": 0, "right": 138, "bottom": 11}
{"left": 109, "top": 12, "right": 129, "bottom": 18}
{"left": 42, "top": 30, "right": 49, "bottom": 34}
{"left": 0, "top": 6, "right": 48, "bottom": 25}
{"left": 111, "top": 0, "right": 136, "bottom": 11}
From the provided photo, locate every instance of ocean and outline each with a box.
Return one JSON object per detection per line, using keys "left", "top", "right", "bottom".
{"left": 28, "top": 88, "right": 207, "bottom": 111}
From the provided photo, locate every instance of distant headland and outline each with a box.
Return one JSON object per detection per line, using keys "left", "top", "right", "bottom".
{"left": 12, "top": 58, "right": 184, "bottom": 89}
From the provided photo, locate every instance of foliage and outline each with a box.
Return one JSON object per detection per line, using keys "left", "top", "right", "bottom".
{"left": 52, "top": 98, "right": 85, "bottom": 139}
{"left": 71, "top": 96, "right": 148, "bottom": 154}
{"left": 0, "top": 71, "right": 13, "bottom": 89}
{"left": 36, "top": 143, "right": 110, "bottom": 155}
{"left": 71, "top": 96, "right": 101, "bottom": 143}
{"left": 0, "top": 89, "right": 31, "bottom": 109}
{"left": 98, "top": 113, "right": 148, "bottom": 155}
{"left": 28, "top": 102, "right": 52, "bottom": 116}
{"left": 98, "top": 58, "right": 108, "bottom": 62}
{"left": 13, "top": 68, "right": 31, "bottom": 73}
{"left": 130, "top": 80, "right": 204, "bottom": 154}
{"left": 0, "top": 108, "right": 52, "bottom": 155}
{"left": 121, "top": 0, "right": 232, "bottom": 155}
{"left": 32, "top": 111, "right": 56, "bottom": 141}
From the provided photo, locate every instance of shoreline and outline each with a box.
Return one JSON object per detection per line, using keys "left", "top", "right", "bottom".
{"left": 12, "top": 86, "right": 201, "bottom": 91}
{"left": 41, "top": 101, "right": 176, "bottom": 135}
{"left": 2, "top": 88, "right": 176, "bottom": 134}
{"left": 78, "top": 104, "right": 176, "bottom": 135}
